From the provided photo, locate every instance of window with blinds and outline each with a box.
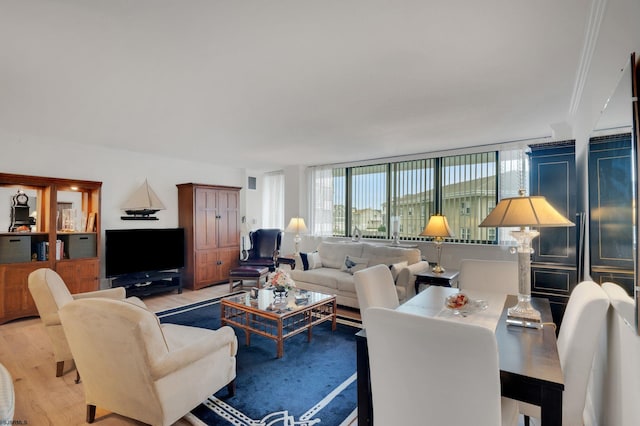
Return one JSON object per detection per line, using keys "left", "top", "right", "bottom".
{"left": 441, "top": 152, "right": 497, "bottom": 243}
{"left": 313, "top": 146, "right": 528, "bottom": 244}
{"left": 332, "top": 168, "right": 347, "bottom": 236}
{"left": 350, "top": 164, "right": 388, "bottom": 238}
{"left": 392, "top": 159, "right": 436, "bottom": 238}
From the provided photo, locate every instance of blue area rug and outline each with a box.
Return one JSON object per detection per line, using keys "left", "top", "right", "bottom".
{"left": 157, "top": 293, "right": 362, "bottom": 426}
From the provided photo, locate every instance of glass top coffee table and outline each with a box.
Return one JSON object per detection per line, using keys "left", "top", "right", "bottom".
{"left": 221, "top": 289, "right": 337, "bottom": 358}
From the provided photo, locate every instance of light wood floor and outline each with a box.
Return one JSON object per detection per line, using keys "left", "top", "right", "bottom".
{"left": 0, "top": 283, "right": 360, "bottom": 425}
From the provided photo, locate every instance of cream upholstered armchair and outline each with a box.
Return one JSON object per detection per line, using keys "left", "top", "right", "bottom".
{"left": 59, "top": 297, "right": 238, "bottom": 425}
{"left": 27, "top": 267, "right": 146, "bottom": 378}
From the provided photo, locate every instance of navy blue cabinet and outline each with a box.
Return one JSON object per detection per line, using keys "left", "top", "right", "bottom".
{"left": 529, "top": 141, "right": 582, "bottom": 326}
{"left": 588, "top": 134, "right": 634, "bottom": 295}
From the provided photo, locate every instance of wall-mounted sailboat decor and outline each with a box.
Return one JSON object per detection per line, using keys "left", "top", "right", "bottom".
{"left": 120, "top": 179, "right": 166, "bottom": 220}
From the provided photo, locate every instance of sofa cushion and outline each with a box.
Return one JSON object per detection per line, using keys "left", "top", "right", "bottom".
{"left": 317, "top": 242, "right": 364, "bottom": 269}
{"left": 290, "top": 268, "right": 345, "bottom": 290}
{"left": 336, "top": 273, "right": 357, "bottom": 295}
{"left": 361, "top": 244, "right": 422, "bottom": 265}
{"left": 340, "top": 256, "right": 369, "bottom": 275}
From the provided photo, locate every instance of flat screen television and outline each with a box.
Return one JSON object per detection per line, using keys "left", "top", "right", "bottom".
{"left": 105, "top": 228, "right": 185, "bottom": 278}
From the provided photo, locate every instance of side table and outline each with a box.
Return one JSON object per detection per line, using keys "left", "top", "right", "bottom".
{"left": 414, "top": 268, "right": 459, "bottom": 294}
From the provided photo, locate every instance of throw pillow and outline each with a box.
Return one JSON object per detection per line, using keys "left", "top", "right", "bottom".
{"left": 308, "top": 251, "right": 322, "bottom": 269}
{"left": 299, "top": 251, "right": 323, "bottom": 271}
{"left": 389, "top": 261, "right": 408, "bottom": 281}
{"left": 341, "top": 255, "right": 369, "bottom": 275}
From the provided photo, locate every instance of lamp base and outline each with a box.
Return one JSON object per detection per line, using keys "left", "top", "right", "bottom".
{"left": 431, "top": 264, "right": 445, "bottom": 274}
{"left": 507, "top": 297, "right": 541, "bottom": 323}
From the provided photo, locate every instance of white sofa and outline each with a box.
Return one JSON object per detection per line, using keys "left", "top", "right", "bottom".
{"left": 289, "top": 241, "right": 429, "bottom": 308}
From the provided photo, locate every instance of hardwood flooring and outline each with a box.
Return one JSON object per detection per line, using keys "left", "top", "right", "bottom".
{"left": 0, "top": 283, "right": 360, "bottom": 425}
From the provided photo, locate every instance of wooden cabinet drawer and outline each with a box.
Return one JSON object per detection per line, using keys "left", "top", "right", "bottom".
{"left": 63, "top": 233, "right": 97, "bottom": 259}
{"left": 0, "top": 235, "right": 31, "bottom": 263}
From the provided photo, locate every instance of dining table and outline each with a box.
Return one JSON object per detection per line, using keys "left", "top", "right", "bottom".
{"left": 355, "top": 286, "right": 565, "bottom": 425}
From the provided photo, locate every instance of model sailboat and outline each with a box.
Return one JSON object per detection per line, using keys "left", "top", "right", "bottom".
{"left": 121, "top": 179, "right": 166, "bottom": 220}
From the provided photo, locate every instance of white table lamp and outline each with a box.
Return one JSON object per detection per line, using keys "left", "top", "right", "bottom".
{"left": 420, "top": 214, "right": 453, "bottom": 273}
{"left": 479, "top": 189, "right": 574, "bottom": 323}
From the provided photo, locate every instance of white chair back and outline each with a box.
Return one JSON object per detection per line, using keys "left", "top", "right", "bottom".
{"left": 365, "top": 307, "right": 515, "bottom": 426}
{"left": 354, "top": 264, "right": 399, "bottom": 328}
{"left": 600, "top": 282, "right": 639, "bottom": 425}
{"left": 602, "top": 282, "right": 634, "bottom": 326}
{"left": 557, "top": 281, "right": 609, "bottom": 425}
{"left": 521, "top": 280, "right": 609, "bottom": 425}
{"left": 458, "top": 259, "right": 518, "bottom": 294}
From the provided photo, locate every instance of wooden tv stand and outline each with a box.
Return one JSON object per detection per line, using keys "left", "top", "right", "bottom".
{"left": 111, "top": 271, "right": 182, "bottom": 298}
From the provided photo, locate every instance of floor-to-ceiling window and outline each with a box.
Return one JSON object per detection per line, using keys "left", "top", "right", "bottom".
{"left": 308, "top": 145, "right": 528, "bottom": 244}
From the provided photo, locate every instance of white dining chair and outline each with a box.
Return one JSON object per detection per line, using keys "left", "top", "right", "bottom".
{"left": 458, "top": 259, "right": 518, "bottom": 294}
{"left": 365, "top": 307, "right": 518, "bottom": 426}
{"left": 520, "top": 280, "right": 609, "bottom": 426}
{"left": 600, "top": 282, "right": 638, "bottom": 425}
{"left": 353, "top": 264, "right": 399, "bottom": 329}
{"left": 601, "top": 282, "right": 635, "bottom": 326}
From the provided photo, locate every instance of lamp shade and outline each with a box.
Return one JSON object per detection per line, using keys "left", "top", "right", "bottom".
{"left": 479, "top": 195, "right": 574, "bottom": 228}
{"left": 420, "top": 214, "right": 453, "bottom": 238}
{"left": 285, "top": 217, "right": 308, "bottom": 234}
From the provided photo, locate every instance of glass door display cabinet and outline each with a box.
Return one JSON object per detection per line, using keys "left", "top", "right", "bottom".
{"left": 0, "top": 173, "right": 101, "bottom": 324}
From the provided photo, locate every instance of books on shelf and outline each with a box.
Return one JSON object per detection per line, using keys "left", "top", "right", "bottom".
{"left": 35, "top": 240, "right": 65, "bottom": 261}
{"left": 37, "top": 241, "right": 48, "bottom": 261}
{"left": 56, "top": 239, "right": 63, "bottom": 260}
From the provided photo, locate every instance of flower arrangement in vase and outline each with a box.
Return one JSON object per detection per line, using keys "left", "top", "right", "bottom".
{"left": 267, "top": 268, "right": 296, "bottom": 296}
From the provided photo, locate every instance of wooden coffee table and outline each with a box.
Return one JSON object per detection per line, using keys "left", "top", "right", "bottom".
{"left": 221, "top": 290, "right": 337, "bottom": 358}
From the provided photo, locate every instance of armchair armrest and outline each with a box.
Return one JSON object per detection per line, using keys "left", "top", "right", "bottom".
{"left": 40, "top": 312, "right": 62, "bottom": 327}
{"left": 72, "top": 287, "right": 126, "bottom": 300}
{"left": 151, "top": 326, "right": 237, "bottom": 379}
{"left": 395, "top": 261, "right": 430, "bottom": 299}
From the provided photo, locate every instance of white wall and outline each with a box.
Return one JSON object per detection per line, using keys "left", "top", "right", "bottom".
{"left": 0, "top": 131, "right": 246, "bottom": 287}
{"left": 243, "top": 170, "right": 263, "bottom": 229}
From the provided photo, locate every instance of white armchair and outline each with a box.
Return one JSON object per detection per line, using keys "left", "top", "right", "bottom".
{"left": 59, "top": 297, "right": 238, "bottom": 425}
{"left": 28, "top": 268, "right": 146, "bottom": 378}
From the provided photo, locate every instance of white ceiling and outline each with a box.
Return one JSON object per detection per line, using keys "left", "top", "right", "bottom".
{"left": 1, "top": 1, "right": 594, "bottom": 170}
